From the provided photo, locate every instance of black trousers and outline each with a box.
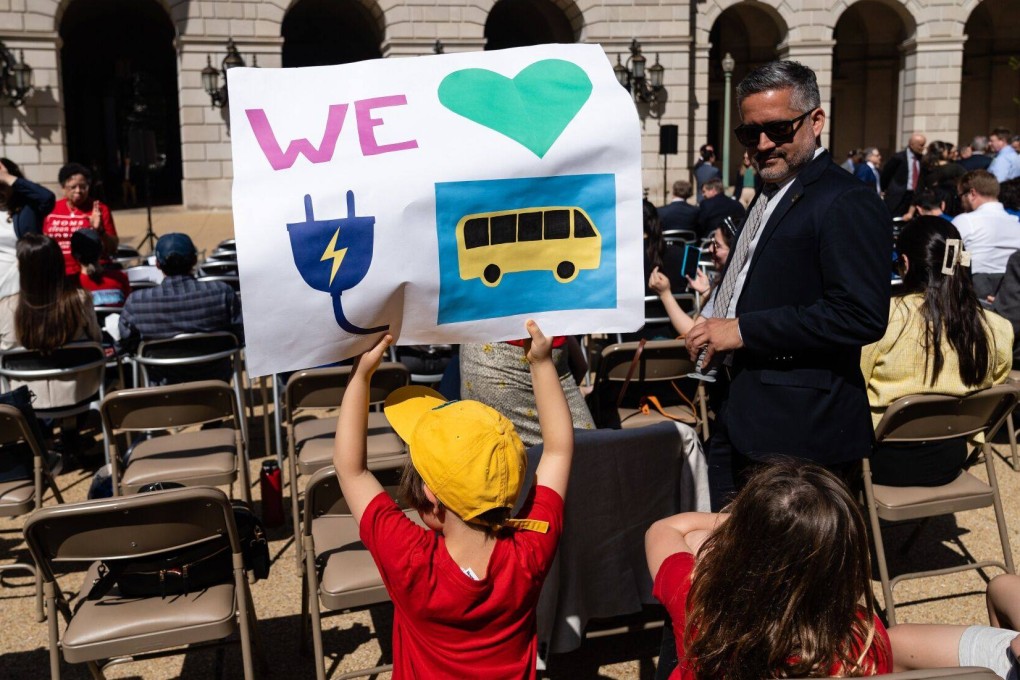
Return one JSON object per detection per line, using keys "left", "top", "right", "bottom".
{"left": 706, "top": 409, "right": 862, "bottom": 511}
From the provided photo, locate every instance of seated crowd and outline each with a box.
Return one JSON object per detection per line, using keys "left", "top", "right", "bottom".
{"left": 5, "top": 103, "right": 1020, "bottom": 678}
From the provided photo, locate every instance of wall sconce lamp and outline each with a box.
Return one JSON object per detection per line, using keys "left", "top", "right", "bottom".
{"left": 0, "top": 41, "right": 32, "bottom": 107}
{"left": 614, "top": 39, "right": 664, "bottom": 104}
{"left": 202, "top": 38, "right": 246, "bottom": 108}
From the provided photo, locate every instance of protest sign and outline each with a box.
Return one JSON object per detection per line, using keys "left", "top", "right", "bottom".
{"left": 229, "top": 43, "right": 644, "bottom": 377}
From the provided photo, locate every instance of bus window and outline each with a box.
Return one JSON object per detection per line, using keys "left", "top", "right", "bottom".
{"left": 519, "top": 211, "right": 542, "bottom": 242}
{"left": 491, "top": 214, "right": 516, "bottom": 245}
{"left": 464, "top": 217, "right": 488, "bottom": 249}
{"left": 545, "top": 210, "right": 570, "bottom": 239}
{"left": 574, "top": 210, "right": 596, "bottom": 238}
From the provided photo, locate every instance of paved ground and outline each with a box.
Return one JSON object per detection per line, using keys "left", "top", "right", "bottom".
{"left": 2, "top": 207, "right": 1018, "bottom": 677}
{"left": 112, "top": 206, "right": 237, "bottom": 259}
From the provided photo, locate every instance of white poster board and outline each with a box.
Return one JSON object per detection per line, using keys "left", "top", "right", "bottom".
{"left": 229, "top": 43, "right": 644, "bottom": 377}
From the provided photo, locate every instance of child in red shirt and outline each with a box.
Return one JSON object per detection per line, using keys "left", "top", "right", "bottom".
{"left": 646, "top": 462, "right": 893, "bottom": 679}
{"left": 71, "top": 228, "right": 131, "bottom": 308}
{"left": 335, "top": 320, "right": 573, "bottom": 679}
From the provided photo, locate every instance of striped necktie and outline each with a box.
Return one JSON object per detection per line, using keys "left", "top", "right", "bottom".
{"left": 711, "top": 184, "right": 779, "bottom": 318}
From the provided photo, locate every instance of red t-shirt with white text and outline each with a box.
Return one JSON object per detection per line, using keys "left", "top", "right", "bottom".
{"left": 360, "top": 485, "right": 564, "bottom": 679}
{"left": 43, "top": 199, "right": 117, "bottom": 275}
{"left": 652, "top": 552, "right": 893, "bottom": 679}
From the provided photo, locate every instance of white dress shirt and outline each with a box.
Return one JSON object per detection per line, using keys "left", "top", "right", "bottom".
{"left": 952, "top": 201, "right": 1020, "bottom": 274}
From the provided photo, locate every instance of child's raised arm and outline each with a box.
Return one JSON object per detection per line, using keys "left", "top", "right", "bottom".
{"left": 649, "top": 267, "right": 697, "bottom": 336}
{"left": 524, "top": 320, "right": 574, "bottom": 500}
{"left": 334, "top": 333, "right": 392, "bottom": 524}
{"left": 645, "top": 512, "right": 728, "bottom": 580}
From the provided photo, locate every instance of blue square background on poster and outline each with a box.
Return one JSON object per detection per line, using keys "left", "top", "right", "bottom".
{"left": 435, "top": 173, "right": 617, "bottom": 325}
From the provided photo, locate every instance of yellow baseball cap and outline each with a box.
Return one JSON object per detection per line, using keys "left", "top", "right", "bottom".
{"left": 383, "top": 386, "right": 547, "bottom": 533}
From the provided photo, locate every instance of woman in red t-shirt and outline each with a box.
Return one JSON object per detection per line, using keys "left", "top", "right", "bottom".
{"left": 646, "top": 462, "right": 892, "bottom": 679}
{"left": 42, "top": 162, "right": 118, "bottom": 276}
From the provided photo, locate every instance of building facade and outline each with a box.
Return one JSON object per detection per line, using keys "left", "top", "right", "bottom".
{"left": 0, "top": 0, "right": 1015, "bottom": 208}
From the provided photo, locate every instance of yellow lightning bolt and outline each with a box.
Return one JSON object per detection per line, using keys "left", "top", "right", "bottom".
{"left": 320, "top": 227, "right": 348, "bottom": 286}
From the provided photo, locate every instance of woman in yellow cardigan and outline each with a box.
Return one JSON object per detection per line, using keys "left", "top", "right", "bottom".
{"left": 860, "top": 216, "right": 1013, "bottom": 486}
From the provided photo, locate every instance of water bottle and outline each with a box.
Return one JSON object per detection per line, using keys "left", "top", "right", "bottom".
{"left": 259, "top": 460, "right": 284, "bottom": 528}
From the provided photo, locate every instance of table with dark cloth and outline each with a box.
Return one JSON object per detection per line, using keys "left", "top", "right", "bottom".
{"left": 515, "top": 422, "right": 709, "bottom": 665}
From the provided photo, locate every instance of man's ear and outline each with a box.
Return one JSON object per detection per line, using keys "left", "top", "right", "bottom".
{"left": 810, "top": 108, "right": 826, "bottom": 139}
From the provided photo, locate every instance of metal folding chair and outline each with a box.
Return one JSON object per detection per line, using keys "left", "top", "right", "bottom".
{"left": 863, "top": 384, "right": 1018, "bottom": 625}
{"left": 100, "top": 380, "right": 251, "bottom": 501}
{"left": 0, "top": 404, "right": 64, "bottom": 621}
{"left": 24, "top": 486, "right": 261, "bottom": 679}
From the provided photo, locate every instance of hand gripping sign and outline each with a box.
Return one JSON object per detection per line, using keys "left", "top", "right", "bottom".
{"left": 229, "top": 44, "right": 643, "bottom": 377}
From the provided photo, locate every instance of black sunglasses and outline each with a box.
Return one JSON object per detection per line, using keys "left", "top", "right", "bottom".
{"left": 734, "top": 110, "right": 813, "bottom": 147}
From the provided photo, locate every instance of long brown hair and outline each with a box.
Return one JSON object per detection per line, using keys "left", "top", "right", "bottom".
{"left": 683, "top": 462, "right": 883, "bottom": 679}
{"left": 14, "top": 234, "right": 91, "bottom": 352}
{"left": 896, "top": 216, "right": 991, "bottom": 387}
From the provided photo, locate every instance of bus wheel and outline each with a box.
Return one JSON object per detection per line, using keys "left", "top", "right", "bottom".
{"left": 555, "top": 261, "right": 577, "bottom": 282}
{"left": 483, "top": 264, "right": 502, "bottom": 286}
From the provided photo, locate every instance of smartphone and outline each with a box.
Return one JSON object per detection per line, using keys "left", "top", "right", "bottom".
{"left": 680, "top": 244, "right": 701, "bottom": 281}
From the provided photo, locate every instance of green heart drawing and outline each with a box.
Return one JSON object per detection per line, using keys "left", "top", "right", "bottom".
{"left": 438, "top": 59, "right": 593, "bottom": 158}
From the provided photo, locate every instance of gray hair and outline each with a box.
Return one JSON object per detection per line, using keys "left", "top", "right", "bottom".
{"left": 862, "top": 146, "right": 880, "bottom": 160}
{"left": 971, "top": 135, "right": 988, "bottom": 153}
{"left": 736, "top": 60, "right": 821, "bottom": 113}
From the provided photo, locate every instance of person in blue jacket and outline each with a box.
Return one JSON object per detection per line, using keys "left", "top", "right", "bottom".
{"left": 0, "top": 158, "right": 56, "bottom": 298}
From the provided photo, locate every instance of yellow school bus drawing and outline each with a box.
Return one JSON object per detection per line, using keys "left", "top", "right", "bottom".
{"left": 455, "top": 206, "right": 601, "bottom": 287}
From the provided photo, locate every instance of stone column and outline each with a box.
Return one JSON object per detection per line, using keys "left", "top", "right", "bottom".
{"left": 898, "top": 36, "right": 966, "bottom": 148}
{"left": 0, "top": 33, "right": 66, "bottom": 190}
{"left": 382, "top": 2, "right": 486, "bottom": 57}
{"left": 777, "top": 39, "right": 836, "bottom": 151}
{"left": 177, "top": 36, "right": 282, "bottom": 209}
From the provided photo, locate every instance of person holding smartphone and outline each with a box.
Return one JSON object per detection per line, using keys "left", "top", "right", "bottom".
{"left": 649, "top": 226, "right": 731, "bottom": 336}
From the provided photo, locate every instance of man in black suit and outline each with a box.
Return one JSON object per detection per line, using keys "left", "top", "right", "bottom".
{"left": 959, "top": 135, "right": 992, "bottom": 172}
{"left": 657, "top": 179, "right": 699, "bottom": 234}
{"left": 685, "top": 60, "right": 891, "bottom": 509}
{"left": 880, "top": 133, "right": 926, "bottom": 217}
{"left": 696, "top": 177, "right": 745, "bottom": 238}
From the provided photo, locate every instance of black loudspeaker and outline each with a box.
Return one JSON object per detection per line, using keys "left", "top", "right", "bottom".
{"left": 659, "top": 124, "right": 678, "bottom": 155}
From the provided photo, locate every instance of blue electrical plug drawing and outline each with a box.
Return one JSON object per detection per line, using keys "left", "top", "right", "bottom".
{"left": 287, "top": 189, "right": 390, "bottom": 335}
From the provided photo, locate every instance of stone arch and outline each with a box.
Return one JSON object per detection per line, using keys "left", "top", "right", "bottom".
{"left": 703, "top": 1, "right": 789, "bottom": 186}
{"left": 697, "top": 0, "right": 790, "bottom": 45}
{"left": 54, "top": 0, "right": 175, "bottom": 34}
{"left": 824, "top": 0, "right": 918, "bottom": 42}
{"left": 829, "top": 0, "right": 916, "bottom": 161}
{"left": 282, "top": 0, "right": 384, "bottom": 67}
{"left": 58, "top": 0, "right": 183, "bottom": 206}
{"left": 959, "top": 0, "right": 1020, "bottom": 141}
{"left": 484, "top": 0, "right": 582, "bottom": 51}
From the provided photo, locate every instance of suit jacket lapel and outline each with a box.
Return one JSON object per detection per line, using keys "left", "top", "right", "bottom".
{"left": 745, "top": 150, "right": 829, "bottom": 276}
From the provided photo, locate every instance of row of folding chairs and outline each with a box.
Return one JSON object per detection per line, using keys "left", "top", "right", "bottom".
{"left": 5, "top": 376, "right": 1018, "bottom": 677}
{"left": 0, "top": 332, "right": 264, "bottom": 465}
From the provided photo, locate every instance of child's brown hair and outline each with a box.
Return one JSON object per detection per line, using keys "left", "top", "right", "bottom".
{"left": 398, "top": 459, "right": 512, "bottom": 536}
{"left": 683, "top": 461, "right": 883, "bottom": 679}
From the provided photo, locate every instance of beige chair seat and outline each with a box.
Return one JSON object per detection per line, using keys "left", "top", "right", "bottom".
{"left": 873, "top": 471, "right": 993, "bottom": 521}
{"left": 313, "top": 516, "right": 388, "bottom": 610}
{"left": 295, "top": 413, "right": 404, "bottom": 476}
{"left": 64, "top": 572, "right": 236, "bottom": 663}
{"left": 312, "top": 509, "right": 424, "bottom": 611}
{"left": 619, "top": 405, "right": 696, "bottom": 429}
{"left": 121, "top": 429, "right": 238, "bottom": 490}
{"left": 0, "top": 477, "right": 35, "bottom": 516}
